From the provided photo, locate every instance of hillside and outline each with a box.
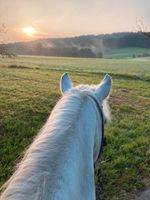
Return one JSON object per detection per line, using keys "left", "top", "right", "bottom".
{"left": 3, "top": 32, "right": 150, "bottom": 58}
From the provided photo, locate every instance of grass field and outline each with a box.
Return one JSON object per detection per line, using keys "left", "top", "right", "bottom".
{"left": 104, "top": 48, "right": 150, "bottom": 59}
{"left": 0, "top": 55, "right": 150, "bottom": 81}
{"left": 0, "top": 56, "right": 150, "bottom": 199}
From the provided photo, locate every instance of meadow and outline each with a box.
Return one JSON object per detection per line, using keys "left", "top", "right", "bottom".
{"left": 104, "top": 47, "right": 150, "bottom": 59}
{"left": 0, "top": 56, "right": 150, "bottom": 200}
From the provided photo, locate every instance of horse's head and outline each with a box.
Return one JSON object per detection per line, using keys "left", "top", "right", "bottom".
{"left": 60, "top": 73, "right": 112, "bottom": 161}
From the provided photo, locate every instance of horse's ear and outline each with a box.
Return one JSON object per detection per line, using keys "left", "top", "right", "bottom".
{"left": 60, "top": 73, "right": 73, "bottom": 94}
{"left": 94, "top": 74, "right": 112, "bottom": 101}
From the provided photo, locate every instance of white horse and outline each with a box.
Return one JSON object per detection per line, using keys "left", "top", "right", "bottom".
{"left": 0, "top": 73, "right": 112, "bottom": 200}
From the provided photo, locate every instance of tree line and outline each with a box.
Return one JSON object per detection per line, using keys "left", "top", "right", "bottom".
{"left": 1, "top": 32, "right": 150, "bottom": 58}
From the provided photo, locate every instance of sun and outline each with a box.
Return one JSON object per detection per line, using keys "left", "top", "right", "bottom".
{"left": 22, "top": 26, "right": 35, "bottom": 36}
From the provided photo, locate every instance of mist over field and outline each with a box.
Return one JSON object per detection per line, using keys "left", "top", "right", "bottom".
{"left": 2, "top": 32, "right": 150, "bottom": 58}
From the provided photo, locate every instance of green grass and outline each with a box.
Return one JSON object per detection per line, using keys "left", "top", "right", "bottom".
{"left": 0, "top": 56, "right": 150, "bottom": 200}
{"left": 104, "top": 47, "right": 150, "bottom": 59}
{"left": 0, "top": 55, "right": 150, "bottom": 81}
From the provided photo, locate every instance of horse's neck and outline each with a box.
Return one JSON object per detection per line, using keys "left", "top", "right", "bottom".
{"left": 1, "top": 94, "right": 98, "bottom": 200}
{"left": 49, "top": 97, "right": 97, "bottom": 200}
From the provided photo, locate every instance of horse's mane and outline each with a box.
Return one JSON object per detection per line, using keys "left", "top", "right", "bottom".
{"left": 0, "top": 86, "right": 110, "bottom": 200}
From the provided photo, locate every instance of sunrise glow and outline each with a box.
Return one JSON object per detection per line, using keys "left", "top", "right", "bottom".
{"left": 22, "top": 26, "right": 35, "bottom": 36}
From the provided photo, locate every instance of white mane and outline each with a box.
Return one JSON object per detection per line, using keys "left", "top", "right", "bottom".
{"left": 0, "top": 74, "right": 112, "bottom": 200}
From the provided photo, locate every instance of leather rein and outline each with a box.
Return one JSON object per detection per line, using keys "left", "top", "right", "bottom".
{"left": 87, "top": 94, "right": 107, "bottom": 160}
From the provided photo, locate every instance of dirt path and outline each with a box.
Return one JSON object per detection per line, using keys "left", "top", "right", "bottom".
{"left": 135, "top": 189, "right": 150, "bottom": 200}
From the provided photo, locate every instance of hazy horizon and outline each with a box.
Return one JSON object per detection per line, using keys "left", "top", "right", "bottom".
{"left": 0, "top": 0, "right": 150, "bottom": 42}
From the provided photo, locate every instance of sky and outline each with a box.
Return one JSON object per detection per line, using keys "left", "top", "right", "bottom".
{"left": 0, "top": 0, "right": 150, "bottom": 42}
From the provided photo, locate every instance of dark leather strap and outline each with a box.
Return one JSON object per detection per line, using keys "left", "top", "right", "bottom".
{"left": 87, "top": 94, "right": 106, "bottom": 160}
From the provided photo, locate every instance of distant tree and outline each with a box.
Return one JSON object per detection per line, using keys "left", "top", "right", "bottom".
{"left": 97, "top": 52, "right": 103, "bottom": 58}
{"left": 0, "top": 23, "right": 7, "bottom": 57}
{"left": 132, "top": 54, "right": 136, "bottom": 58}
{"left": 0, "top": 23, "right": 16, "bottom": 57}
{"left": 136, "top": 19, "right": 150, "bottom": 38}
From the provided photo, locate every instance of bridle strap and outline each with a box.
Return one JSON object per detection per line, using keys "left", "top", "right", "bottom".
{"left": 87, "top": 94, "right": 106, "bottom": 160}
